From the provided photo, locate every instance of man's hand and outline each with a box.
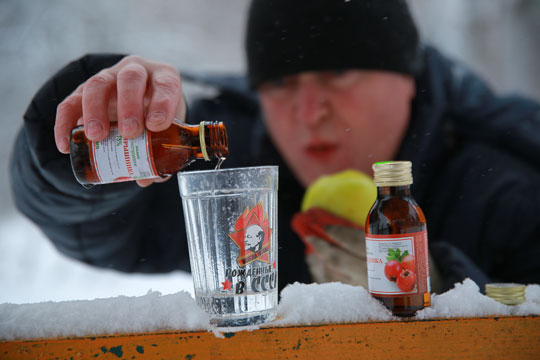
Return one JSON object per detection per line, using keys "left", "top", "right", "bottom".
{"left": 291, "top": 208, "right": 369, "bottom": 287}
{"left": 54, "top": 55, "right": 186, "bottom": 187}
{"left": 55, "top": 55, "right": 185, "bottom": 152}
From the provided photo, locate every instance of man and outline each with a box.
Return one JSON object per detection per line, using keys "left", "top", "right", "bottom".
{"left": 10, "top": 0, "right": 540, "bottom": 292}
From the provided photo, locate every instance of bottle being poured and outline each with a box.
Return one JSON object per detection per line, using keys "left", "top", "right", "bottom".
{"left": 69, "top": 119, "right": 228, "bottom": 186}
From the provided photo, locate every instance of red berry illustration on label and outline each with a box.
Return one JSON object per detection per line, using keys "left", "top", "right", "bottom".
{"left": 401, "top": 254, "right": 416, "bottom": 271}
{"left": 384, "top": 248, "right": 416, "bottom": 293}
{"left": 384, "top": 260, "right": 402, "bottom": 282}
{"left": 396, "top": 269, "right": 416, "bottom": 292}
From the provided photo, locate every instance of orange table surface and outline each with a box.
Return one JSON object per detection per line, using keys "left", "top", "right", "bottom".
{"left": 1, "top": 315, "right": 538, "bottom": 359}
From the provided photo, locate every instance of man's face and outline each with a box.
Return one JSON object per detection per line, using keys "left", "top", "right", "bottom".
{"left": 258, "top": 70, "right": 415, "bottom": 187}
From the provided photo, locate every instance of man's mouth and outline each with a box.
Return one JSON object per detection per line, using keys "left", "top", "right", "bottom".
{"left": 304, "top": 142, "right": 338, "bottom": 160}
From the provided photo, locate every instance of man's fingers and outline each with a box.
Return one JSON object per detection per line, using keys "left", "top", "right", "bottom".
{"left": 145, "top": 66, "right": 183, "bottom": 132}
{"left": 82, "top": 70, "right": 115, "bottom": 141}
{"left": 135, "top": 175, "right": 171, "bottom": 188}
{"left": 55, "top": 57, "right": 184, "bottom": 156}
{"left": 55, "top": 85, "right": 83, "bottom": 153}
{"left": 116, "top": 63, "right": 148, "bottom": 138}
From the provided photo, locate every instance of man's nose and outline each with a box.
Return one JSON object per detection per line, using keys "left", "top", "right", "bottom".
{"left": 293, "top": 75, "right": 329, "bottom": 126}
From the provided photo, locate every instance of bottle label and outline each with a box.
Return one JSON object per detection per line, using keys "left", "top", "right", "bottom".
{"left": 365, "top": 231, "right": 430, "bottom": 296}
{"left": 90, "top": 127, "right": 158, "bottom": 183}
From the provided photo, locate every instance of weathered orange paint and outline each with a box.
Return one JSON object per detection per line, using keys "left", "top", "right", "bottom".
{"left": 1, "top": 316, "right": 538, "bottom": 359}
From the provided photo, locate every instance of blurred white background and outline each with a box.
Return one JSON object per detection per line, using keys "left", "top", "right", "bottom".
{"left": 1, "top": 0, "right": 539, "bottom": 304}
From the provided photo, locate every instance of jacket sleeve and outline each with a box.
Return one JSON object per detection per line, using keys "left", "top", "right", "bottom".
{"left": 9, "top": 54, "right": 191, "bottom": 273}
{"left": 445, "top": 57, "right": 540, "bottom": 286}
{"left": 416, "top": 47, "right": 540, "bottom": 288}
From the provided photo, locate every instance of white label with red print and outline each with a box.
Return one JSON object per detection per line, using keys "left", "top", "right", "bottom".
{"left": 91, "top": 127, "right": 158, "bottom": 183}
{"left": 365, "top": 231, "right": 430, "bottom": 296}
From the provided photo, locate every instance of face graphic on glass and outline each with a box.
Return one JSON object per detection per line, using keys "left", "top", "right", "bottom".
{"left": 244, "top": 224, "right": 265, "bottom": 253}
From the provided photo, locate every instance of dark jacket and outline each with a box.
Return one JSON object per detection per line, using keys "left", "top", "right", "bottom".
{"left": 10, "top": 47, "right": 540, "bottom": 292}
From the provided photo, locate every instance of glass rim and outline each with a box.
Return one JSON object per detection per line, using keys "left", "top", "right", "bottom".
{"left": 178, "top": 165, "right": 278, "bottom": 178}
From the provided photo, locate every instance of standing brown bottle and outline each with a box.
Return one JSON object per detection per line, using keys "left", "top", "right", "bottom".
{"left": 70, "top": 119, "right": 228, "bottom": 186}
{"left": 365, "top": 161, "right": 430, "bottom": 317}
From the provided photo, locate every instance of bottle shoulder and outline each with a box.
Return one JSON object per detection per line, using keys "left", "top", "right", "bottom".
{"left": 367, "top": 195, "right": 426, "bottom": 234}
{"left": 372, "top": 195, "right": 420, "bottom": 211}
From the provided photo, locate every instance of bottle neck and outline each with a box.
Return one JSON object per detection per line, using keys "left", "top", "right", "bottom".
{"left": 198, "top": 121, "right": 229, "bottom": 160}
{"left": 377, "top": 185, "right": 412, "bottom": 198}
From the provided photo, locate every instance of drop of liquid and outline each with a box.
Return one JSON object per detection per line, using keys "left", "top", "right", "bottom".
{"left": 215, "top": 157, "right": 226, "bottom": 170}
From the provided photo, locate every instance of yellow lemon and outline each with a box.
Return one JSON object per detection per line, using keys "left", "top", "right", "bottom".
{"left": 301, "top": 169, "right": 377, "bottom": 227}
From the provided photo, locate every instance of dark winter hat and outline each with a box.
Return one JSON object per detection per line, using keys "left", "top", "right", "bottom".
{"left": 245, "top": 0, "right": 423, "bottom": 88}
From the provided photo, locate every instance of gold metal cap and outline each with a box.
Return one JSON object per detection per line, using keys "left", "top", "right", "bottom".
{"left": 485, "top": 283, "right": 526, "bottom": 305}
{"left": 372, "top": 161, "right": 413, "bottom": 186}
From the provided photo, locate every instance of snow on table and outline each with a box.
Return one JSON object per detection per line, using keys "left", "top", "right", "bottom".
{"left": 1, "top": 279, "right": 539, "bottom": 340}
{"left": 276, "top": 278, "right": 540, "bottom": 325}
{"left": 0, "top": 291, "right": 208, "bottom": 340}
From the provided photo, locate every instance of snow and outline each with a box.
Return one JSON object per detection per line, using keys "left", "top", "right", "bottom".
{"left": 0, "top": 291, "right": 208, "bottom": 340}
{"left": 514, "top": 284, "right": 540, "bottom": 316}
{"left": 0, "top": 215, "right": 194, "bottom": 304}
{"left": 2, "top": 278, "right": 539, "bottom": 341}
{"left": 415, "top": 278, "right": 510, "bottom": 319}
{"left": 275, "top": 282, "right": 395, "bottom": 325}
{"left": 416, "top": 279, "right": 540, "bottom": 319}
